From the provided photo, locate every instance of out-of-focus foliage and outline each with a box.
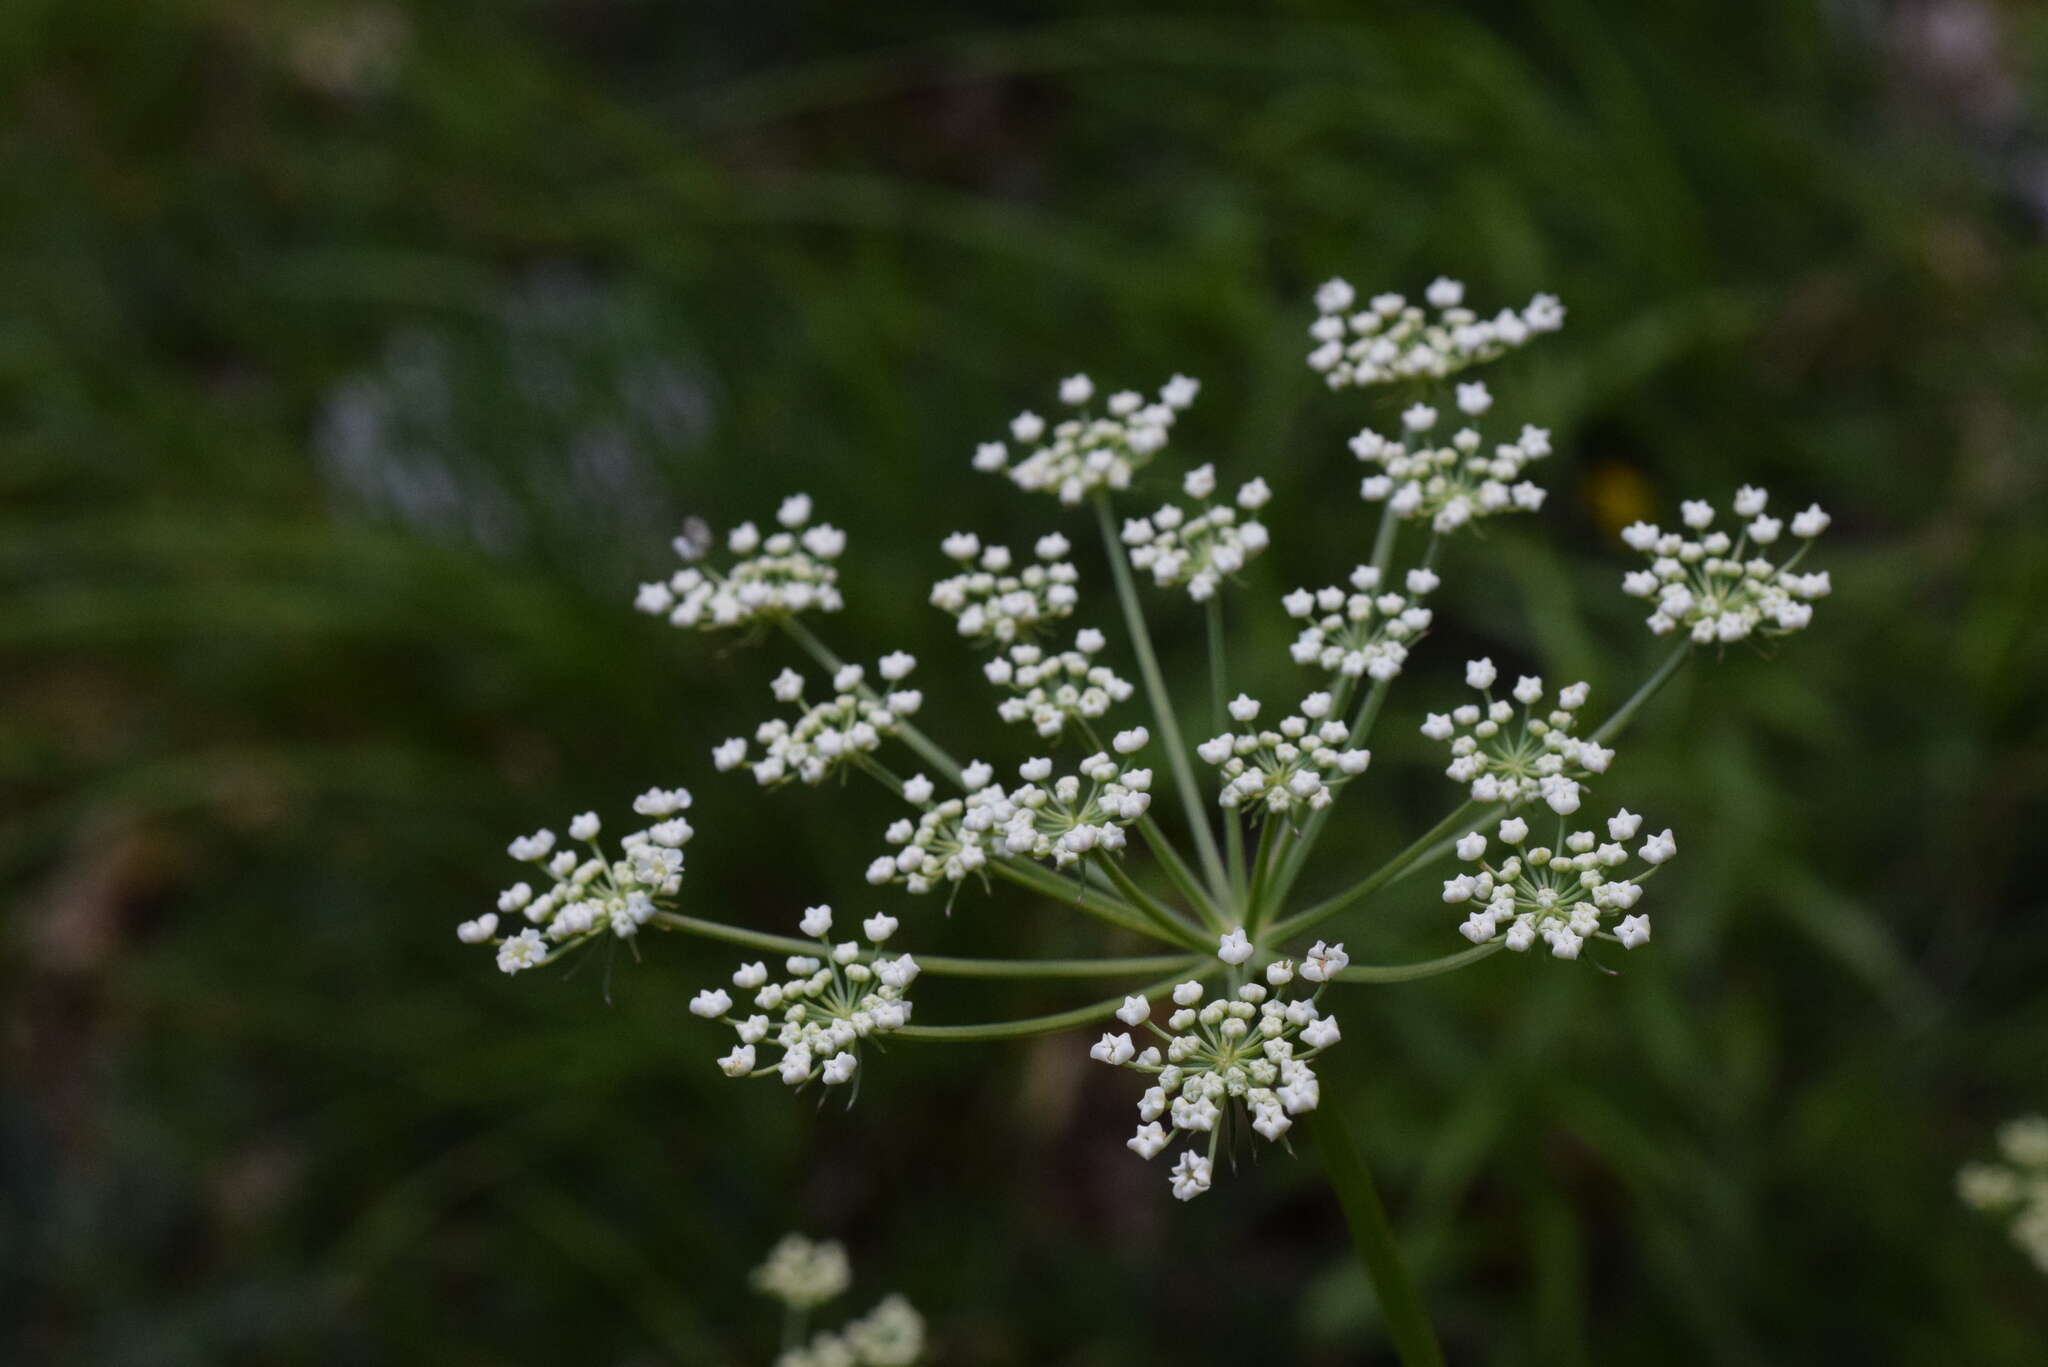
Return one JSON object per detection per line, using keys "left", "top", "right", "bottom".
{"left": 3, "top": 1, "right": 2046, "bottom": 1362}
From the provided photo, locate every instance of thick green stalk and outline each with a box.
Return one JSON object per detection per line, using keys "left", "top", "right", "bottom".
{"left": 852, "top": 754, "right": 904, "bottom": 797}
{"left": 650, "top": 913, "right": 1194, "bottom": 979}
{"left": 1368, "top": 499, "right": 1402, "bottom": 576}
{"left": 893, "top": 962, "right": 1219, "bottom": 1042}
{"left": 1134, "top": 813, "right": 1225, "bottom": 931}
{"left": 1091, "top": 851, "right": 1209, "bottom": 948}
{"left": 1264, "top": 670, "right": 1398, "bottom": 920}
{"left": 1269, "top": 800, "right": 1487, "bottom": 944}
{"left": 783, "top": 1307, "right": 805, "bottom": 1355}
{"left": 1242, "top": 818, "right": 1285, "bottom": 936}
{"left": 1591, "top": 641, "right": 1692, "bottom": 745}
{"left": 1348, "top": 674, "right": 1393, "bottom": 745}
{"left": 1076, "top": 717, "right": 1222, "bottom": 931}
{"left": 989, "top": 857, "right": 1193, "bottom": 947}
{"left": 1093, "top": 493, "right": 1229, "bottom": 899}
{"left": 1333, "top": 941, "right": 1501, "bottom": 983}
{"left": 913, "top": 952, "right": 1200, "bottom": 980}
{"left": 1315, "top": 1083, "right": 1446, "bottom": 1367}
{"left": 1208, "top": 596, "right": 1247, "bottom": 905}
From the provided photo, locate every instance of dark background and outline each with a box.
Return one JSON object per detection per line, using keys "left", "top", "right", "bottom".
{"left": 5, "top": 1, "right": 2047, "bottom": 1363}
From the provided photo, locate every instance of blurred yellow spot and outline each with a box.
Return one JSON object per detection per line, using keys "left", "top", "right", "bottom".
{"left": 1586, "top": 462, "right": 1655, "bottom": 536}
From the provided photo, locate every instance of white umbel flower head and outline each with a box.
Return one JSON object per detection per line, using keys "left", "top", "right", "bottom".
{"left": 751, "top": 1233, "right": 853, "bottom": 1311}
{"left": 748, "top": 1234, "right": 927, "bottom": 1366}
{"left": 1121, "top": 477, "right": 1274, "bottom": 602}
{"left": 695, "top": 907, "right": 918, "bottom": 1091}
{"left": 841, "top": 1293, "right": 926, "bottom": 1365}
{"left": 634, "top": 496, "right": 846, "bottom": 633}
{"left": 1424, "top": 672, "right": 1613, "bottom": 809}
{"left": 714, "top": 656, "right": 925, "bottom": 790}
{"left": 1283, "top": 563, "right": 1438, "bottom": 684}
{"left": 929, "top": 533, "right": 1080, "bottom": 644}
{"left": 1097, "top": 967, "right": 1342, "bottom": 1201}
{"left": 475, "top": 790, "right": 696, "bottom": 973}
{"left": 1618, "top": 487, "right": 1832, "bottom": 644}
{"left": 1197, "top": 694, "right": 1371, "bottom": 820}
{"left": 1959, "top": 1116, "right": 2048, "bottom": 1277}
{"left": 1307, "top": 278, "right": 1564, "bottom": 390}
{"left": 1352, "top": 411, "right": 1554, "bottom": 536}
{"left": 1446, "top": 811, "right": 1672, "bottom": 961}
{"left": 983, "top": 627, "right": 1135, "bottom": 741}
{"left": 974, "top": 374, "right": 1196, "bottom": 504}
{"left": 867, "top": 751, "right": 1156, "bottom": 897}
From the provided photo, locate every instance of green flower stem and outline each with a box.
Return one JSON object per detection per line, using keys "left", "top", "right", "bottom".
{"left": 651, "top": 911, "right": 853, "bottom": 959}
{"left": 1314, "top": 1080, "right": 1446, "bottom": 1367}
{"left": 1208, "top": 596, "right": 1247, "bottom": 905}
{"left": 1076, "top": 859, "right": 1122, "bottom": 898}
{"left": 1077, "top": 717, "right": 1223, "bottom": 931}
{"left": 1349, "top": 673, "right": 1394, "bottom": 746}
{"left": 1262, "top": 531, "right": 1435, "bottom": 921}
{"left": 1332, "top": 941, "right": 1501, "bottom": 983}
{"left": 1591, "top": 640, "right": 1692, "bottom": 745}
{"left": 989, "top": 857, "right": 1193, "bottom": 947}
{"left": 783, "top": 1306, "right": 805, "bottom": 1355}
{"left": 846, "top": 754, "right": 1182, "bottom": 943}
{"left": 1241, "top": 818, "right": 1284, "bottom": 936}
{"left": 918, "top": 952, "right": 1201, "bottom": 980}
{"left": 1388, "top": 826, "right": 1487, "bottom": 893}
{"left": 1093, "top": 492, "right": 1230, "bottom": 901}
{"left": 1263, "top": 674, "right": 1391, "bottom": 919}
{"left": 1091, "top": 851, "right": 1209, "bottom": 948}
{"left": 780, "top": 616, "right": 965, "bottom": 788}
{"left": 852, "top": 754, "right": 904, "bottom": 797}
{"left": 1134, "top": 813, "right": 1226, "bottom": 931}
{"left": 649, "top": 913, "right": 1194, "bottom": 979}
{"left": 1368, "top": 499, "right": 1401, "bottom": 576}
{"left": 1268, "top": 800, "right": 1487, "bottom": 944}
{"left": 893, "top": 962, "right": 1220, "bottom": 1042}
{"left": 990, "top": 857, "right": 1152, "bottom": 930}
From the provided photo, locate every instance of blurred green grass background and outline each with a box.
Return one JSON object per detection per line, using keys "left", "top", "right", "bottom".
{"left": 4, "top": 1, "right": 2047, "bottom": 1362}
